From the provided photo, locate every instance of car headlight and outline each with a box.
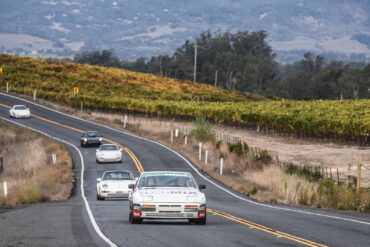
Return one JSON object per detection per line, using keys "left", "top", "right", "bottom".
{"left": 184, "top": 205, "right": 198, "bottom": 212}
{"left": 83, "top": 138, "right": 87, "bottom": 142}
{"left": 102, "top": 184, "right": 108, "bottom": 189}
{"left": 132, "top": 203, "right": 141, "bottom": 210}
{"left": 99, "top": 137, "right": 103, "bottom": 142}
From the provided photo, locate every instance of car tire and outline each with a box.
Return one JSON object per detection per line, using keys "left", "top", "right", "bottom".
{"left": 194, "top": 215, "right": 207, "bottom": 225}
{"left": 97, "top": 194, "right": 102, "bottom": 201}
{"left": 129, "top": 212, "right": 142, "bottom": 224}
{"left": 96, "top": 159, "right": 100, "bottom": 164}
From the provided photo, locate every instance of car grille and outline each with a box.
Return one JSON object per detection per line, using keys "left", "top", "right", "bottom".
{"left": 158, "top": 205, "right": 181, "bottom": 208}
{"left": 146, "top": 213, "right": 187, "bottom": 218}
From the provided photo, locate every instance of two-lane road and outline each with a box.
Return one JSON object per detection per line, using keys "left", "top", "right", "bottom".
{"left": 1, "top": 92, "right": 370, "bottom": 247}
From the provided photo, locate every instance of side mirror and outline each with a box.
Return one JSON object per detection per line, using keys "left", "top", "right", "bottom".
{"left": 26, "top": 108, "right": 30, "bottom": 111}
{"left": 96, "top": 149, "right": 99, "bottom": 152}
{"left": 97, "top": 178, "right": 101, "bottom": 183}
{"left": 119, "top": 148, "right": 123, "bottom": 152}
{"left": 128, "top": 184, "right": 135, "bottom": 189}
{"left": 198, "top": 185, "right": 206, "bottom": 191}
{"left": 134, "top": 177, "right": 138, "bottom": 182}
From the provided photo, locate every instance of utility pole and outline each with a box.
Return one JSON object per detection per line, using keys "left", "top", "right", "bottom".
{"left": 193, "top": 43, "right": 197, "bottom": 83}
{"left": 214, "top": 70, "right": 218, "bottom": 87}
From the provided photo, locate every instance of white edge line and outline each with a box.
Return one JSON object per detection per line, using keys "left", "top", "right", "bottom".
{"left": 0, "top": 116, "right": 118, "bottom": 247}
{"left": 2, "top": 92, "right": 370, "bottom": 226}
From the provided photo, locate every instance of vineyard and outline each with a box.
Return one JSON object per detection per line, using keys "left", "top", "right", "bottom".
{"left": 1, "top": 55, "right": 370, "bottom": 144}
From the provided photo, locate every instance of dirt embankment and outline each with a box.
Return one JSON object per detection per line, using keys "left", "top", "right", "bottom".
{"left": 0, "top": 120, "right": 74, "bottom": 205}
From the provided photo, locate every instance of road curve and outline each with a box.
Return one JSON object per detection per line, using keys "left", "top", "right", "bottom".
{"left": 1, "top": 92, "right": 370, "bottom": 247}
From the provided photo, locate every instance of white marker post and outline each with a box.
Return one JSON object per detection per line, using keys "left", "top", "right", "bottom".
{"left": 220, "top": 158, "right": 224, "bottom": 175}
{"left": 52, "top": 154, "right": 57, "bottom": 165}
{"left": 199, "top": 142, "right": 202, "bottom": 160}
{"left": 170, "top": 130, "right": 174, "bottom": 143}
{"left": 3, "top": 182, "right": 7, "bottom": 198}
{"left": 6, "top": 82, "right": 9, "bottom": 93}
{"left": 175, "top": 128, "right": 179, "bottom": 137}
{"left": 205, "top": 150, "right": 208, "bottom": 165}
{"left": 123, "top": 114, "right": 128, "bottom": 128}
{"left": 184, "top": 135, "right": 188, "bottom": 145}
{"left": 33, "top": 90, "right": 37, "bottom": 101}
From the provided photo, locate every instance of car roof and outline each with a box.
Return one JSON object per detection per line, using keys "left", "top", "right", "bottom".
{"left": 85, "top": 130, "right": 99, "bottom": 133}
{"left": 102, "top": 170, "right": 132, "bottom": 175}
{"left": 14, "top": 105, "right": 26, "bottom": 107}
{"left": 100, "top": 144, "right": 117, "bottom": 147}
{"left": 140, "top": 171, "right": 193, "bottom": 176}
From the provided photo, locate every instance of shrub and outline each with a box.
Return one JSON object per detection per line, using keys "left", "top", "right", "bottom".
{"left": 189, "top": 116, "right": 214, "bottom": 142}
{"left": 228, "top": 142, "right": 248, "bottom": 156}
{"left": 284, "top": 163, "right": 322, "bottom": 181}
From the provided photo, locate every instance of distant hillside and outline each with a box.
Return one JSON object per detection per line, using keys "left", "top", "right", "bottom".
{"left": 0, "top": 54, "right": 250, "bottom": 102}
{"left": 0, "top": 0, "right": 369, "bottom": 62}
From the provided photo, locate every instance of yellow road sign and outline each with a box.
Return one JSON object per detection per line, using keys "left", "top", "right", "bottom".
{"left": 73, "top": 87, "right": 80, "bottom": 95}
{"left": 0, "top": 67, "right": 3, "bottom": 74}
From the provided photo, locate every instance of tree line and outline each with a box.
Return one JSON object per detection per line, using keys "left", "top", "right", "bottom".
{"left": 73, "top": 30, "right": 370, "bottom": 100}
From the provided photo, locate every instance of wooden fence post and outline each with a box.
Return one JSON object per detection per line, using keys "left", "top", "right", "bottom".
{"left": 356, "top": 164, "right": 361, "bottom": 194}
{"left": 336, "top": 168, "right": 339, "bottom": 183}
{"left": 0, "top": 157, "right": 3, "bottom": 174}
{"left": 347, "top": 164, "right": 352, "bottom": 184}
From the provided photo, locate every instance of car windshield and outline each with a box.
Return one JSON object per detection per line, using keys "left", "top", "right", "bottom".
{"left": 14, "top": 106, "right": 27, "bottom": 110}
{"left": 86, "top": 131, "right": 99, "bottom": 138}
{"left": 103, "top": 171, "right": 133, "bottom": 180}
{"left": 138, "top": 172, "right": 197, "bottom": 188}
{"left": 100, "top": 145, "right": 118, "bottom": 151}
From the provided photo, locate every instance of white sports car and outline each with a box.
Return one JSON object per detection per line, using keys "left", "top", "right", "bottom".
{"left": 9, "top": 105, "right": 31, "bottom": 119}
{"left": 96, "top": 144, "right": 123, "bottom": 163}
{"left": 128, "top": 171, "right": 207, "bottom": 224}
{"left": 97, "top": 170, "right": 135, "bottom": 200}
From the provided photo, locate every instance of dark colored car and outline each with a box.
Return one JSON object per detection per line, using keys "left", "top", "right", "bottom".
{"left": 80, "top": 131, "right": 103, "bottom": 147}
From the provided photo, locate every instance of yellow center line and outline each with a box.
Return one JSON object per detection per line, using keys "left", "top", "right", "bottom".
{"left": 207, "top": 208, "right": 328, "bottom": 247}
{"left": 0, "top": 102, "right": 144, "bottom": 174}
{"left": 0, "top": 101, "right": 327, "bottom": 246}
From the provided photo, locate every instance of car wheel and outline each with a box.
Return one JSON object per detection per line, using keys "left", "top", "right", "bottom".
{"left": 97, "top": 194, "right": 101, "bottom": 201}
{"left": 96, "top": 159, "right": 100, "bottom": 164}
{"left": 194, "top": 215, "right": 207, "bottom": 225}
{"left": 129, "top": 212, "right": 142, "bottom": 224}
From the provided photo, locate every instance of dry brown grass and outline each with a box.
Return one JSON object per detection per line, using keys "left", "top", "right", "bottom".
{"left": 246, "top": 166, "right": 318, "bottom": 205}
{"left": 0, "top": 120, "right": 74, "bottom": 205}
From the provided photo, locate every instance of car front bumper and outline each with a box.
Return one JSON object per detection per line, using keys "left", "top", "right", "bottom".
{"left": 14, "top": 114, "right": 30, "bottom": 118}
{"left": 131, "top": 203, "right": 206, "bottom": 219}
{"left": 81, "top": 140, "right": 102, "bottom": 146}
{"left": 96, "top": 156, "right": 122, "bottom": 163}
{"left": 100, "top": 190, "right": 130, "bottom": 198}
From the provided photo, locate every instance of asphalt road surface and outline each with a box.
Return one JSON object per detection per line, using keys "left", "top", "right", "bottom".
{"left": 0, "top": 92, "right": 370, "bottom": 247}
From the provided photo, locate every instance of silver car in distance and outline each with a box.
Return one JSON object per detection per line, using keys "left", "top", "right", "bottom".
{"left": 9, "top": 105, "right": 31, "bottom": 118}
{"left": 97, "top": 170, "right": 135, "bottom": 200}
{"left": 96, "top": 144, "right": 123, "bottom": 163}
{"left": 128, "top": 171, "right": 207, "bottom": 224}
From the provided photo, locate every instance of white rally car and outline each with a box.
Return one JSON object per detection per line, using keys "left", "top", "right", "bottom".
{"left": 9, "top": 105, "right": 31, "bottom": 119}
{"left": 96, "top": 144, "right": 123, "bottom": 163}
{"left": 128, "top": 171, "right": 207, "bottom": 225}
{"left": 97, "top": 170, "right": 135, "bottom": 200}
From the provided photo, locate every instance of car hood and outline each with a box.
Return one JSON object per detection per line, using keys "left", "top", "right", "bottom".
{"left": 13, "top": 110, "right": 29, "bottom": 114}
{"left": 100, "top": 180, "right": 133, "bottom": 190}
{"left": 138, "top": 188, "right": 199, "bottom": 203}
{"left": 97, "top": 150, "right": 120, "bottom": 157}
